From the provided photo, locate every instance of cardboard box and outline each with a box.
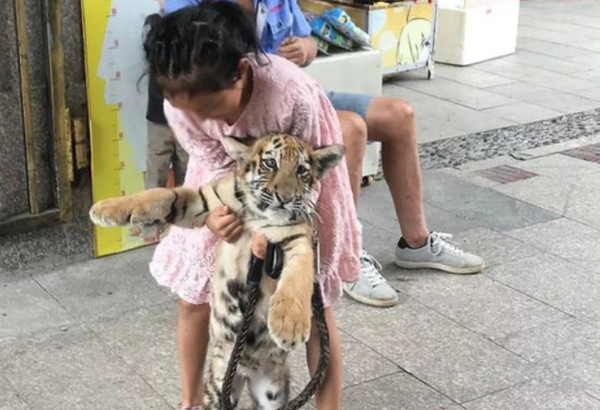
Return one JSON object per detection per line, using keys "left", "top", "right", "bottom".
{"left": 435, "top": 0, "right": 519, "bottom": 65}
{"left": 300, "top": 0, "right": 436, "bottom": 76}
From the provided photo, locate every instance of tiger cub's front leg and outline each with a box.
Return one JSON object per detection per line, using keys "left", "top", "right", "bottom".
{"left": 268, "top": 234, "right": 315, "bottom": 350}
{"left": 89, "top": 187, "right": 210, "bottom": 229}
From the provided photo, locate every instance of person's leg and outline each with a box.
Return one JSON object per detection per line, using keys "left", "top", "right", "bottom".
{"left": 364, "top": 98, "right": 429, "bottom": 247}
{"left": 147, "top": 120, "right": 176, "bottom": 189}
{"left": 337, "top": 110, "right": 367, "bottom": 205}
{"left": 306, "top": 307, "right": 342, "bottom": 410}
{"left": 328, "top": 92, "right": 398, "bottom": 307}
{"left": 330, "top": 91, "right": 484, "bottom": 276}
{"left": 364, "top": 97, "right": 484, "bottom": 273}
{"left": 178, "top": 300, "right": 210, "bottom": 407}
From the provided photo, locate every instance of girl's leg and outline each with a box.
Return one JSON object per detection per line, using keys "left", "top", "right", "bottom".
{"left": 306, "top": 307, "right": 342, "bottom": 410}
{"left": 178, "top": 300, "right": 211, "bottom": 406}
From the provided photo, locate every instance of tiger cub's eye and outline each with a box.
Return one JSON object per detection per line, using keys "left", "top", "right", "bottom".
{"left": 297, "top": 165, "right": 308, "bottom": 175}
{"left": 263, "top": 158, "right": 277, "bottom": 170}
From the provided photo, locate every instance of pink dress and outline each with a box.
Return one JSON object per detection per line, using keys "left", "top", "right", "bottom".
{"left": 149, "top": 55, "right": 361, "bottom": 307}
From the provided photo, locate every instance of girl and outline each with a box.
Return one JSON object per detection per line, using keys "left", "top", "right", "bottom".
{"left": 143, "top": 2, "right": 361, "bottom": 409}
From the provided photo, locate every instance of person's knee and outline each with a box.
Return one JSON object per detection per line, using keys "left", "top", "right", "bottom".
{"left": 395, "top": 99, "right": 414, "bottom": 121}
{"left": 338, "top": 111, "right": 368, "bottom": 149}
{"left": 382, "top": 98, "right": 414, "bottom": 124}
{"left": 179, "top": 299, "right": 210, "bottom": 319}
{"left": 368, "top": 98, "right": 415, "bottom": 142}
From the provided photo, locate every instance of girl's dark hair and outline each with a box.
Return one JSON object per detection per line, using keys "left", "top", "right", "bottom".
{"left": 143, "top": 1, "right": 265, "bottom": 96}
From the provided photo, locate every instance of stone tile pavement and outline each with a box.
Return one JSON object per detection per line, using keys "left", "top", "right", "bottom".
{"left": 384, "top": 0, "right": 600, "bottom": 144}
{"left": 3, "top": 0, "right": 600, "bottom": 409}
{"left": 3, "top": 134, "right": 600, "bottom": 409}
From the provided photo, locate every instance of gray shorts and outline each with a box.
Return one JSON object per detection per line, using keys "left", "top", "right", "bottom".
{"left": 326, "top": 91, "right": 374, "bottom": 121}
{"left": 146, "top": 121, "right": 189, "bottom": 189}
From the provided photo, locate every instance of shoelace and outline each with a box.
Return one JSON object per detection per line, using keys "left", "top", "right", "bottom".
{"left": 360, "top": 251, "right": 386, "bottom": 286}
{"left": 430, "top": 232, "right": 465, "bottom": 257}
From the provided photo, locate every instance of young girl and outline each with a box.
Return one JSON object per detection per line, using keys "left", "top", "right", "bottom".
{"left": 143, "top": 2, "right": 361, "bottom": 409}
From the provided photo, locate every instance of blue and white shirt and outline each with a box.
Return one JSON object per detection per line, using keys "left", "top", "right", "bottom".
{"left": 165, "top": 0, "right": 311, "bottom": 53}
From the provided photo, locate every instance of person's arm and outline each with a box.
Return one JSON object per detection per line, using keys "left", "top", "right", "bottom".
{"left": 164, "top": 0, "right": 200, "bottom": 14}
{"left": 278, "top": 36, "right": 318, "bottom": 67}
{"left": 277, "top": 0, "right": 318, "bottom": 67}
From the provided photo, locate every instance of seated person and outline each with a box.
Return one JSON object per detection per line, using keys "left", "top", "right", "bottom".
{"left": 166, "top": 0, "right": 485, "bottom": 309}
{"left": 144, "top": 11, "right": 189, "bottom": 189}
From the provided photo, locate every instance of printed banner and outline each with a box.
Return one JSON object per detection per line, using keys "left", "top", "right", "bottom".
{"left": 369, "top": 3, "right": 435, "bottom": 72}
{"left": 82, "top": 0, "right": 162, "bottom": 256}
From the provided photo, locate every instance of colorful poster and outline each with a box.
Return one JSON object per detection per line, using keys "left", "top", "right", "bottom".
{"left": 82, "top": 0, "right": 163, "bottom": 256}
{"left": 370, "top": 3, "right": 435, "bottom": 72}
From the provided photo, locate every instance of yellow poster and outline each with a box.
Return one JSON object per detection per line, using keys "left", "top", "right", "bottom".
{"left": 82, "top": 0, "right": 162, "bottom": 256}
{"left": 370, "top": 3, "right": 435, "bottom": 72}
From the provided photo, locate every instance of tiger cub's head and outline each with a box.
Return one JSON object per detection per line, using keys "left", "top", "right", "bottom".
{"left": 223, "top": 133, "right": 345, "bottom": 222}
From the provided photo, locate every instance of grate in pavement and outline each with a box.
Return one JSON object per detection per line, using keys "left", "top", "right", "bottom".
{"left": 476, "top": 165, "right": 538, "bottom": 184}
{"left": 562, "top": 143, "right": 600, "bottom": 164}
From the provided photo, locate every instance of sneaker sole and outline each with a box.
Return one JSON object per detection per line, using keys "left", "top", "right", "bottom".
{"left": 394, "top": 260, "right": 485, "bottom": 275}
{"left": 343, "top": 288, "right": 399, "bottom": 308}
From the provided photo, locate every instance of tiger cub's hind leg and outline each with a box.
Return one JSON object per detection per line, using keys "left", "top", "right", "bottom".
{"left": 248, "top": 359, "right": 290, "bottom": 410}
{"left": 203, "top": 346, "right": 245, "bottom": 410}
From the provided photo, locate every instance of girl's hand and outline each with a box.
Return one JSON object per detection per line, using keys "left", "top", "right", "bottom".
{"left": 251, "top": 232, "right": 268, "bottom": 260}
{"left": 205, "top": 206, "right": 244, "bottom": 243}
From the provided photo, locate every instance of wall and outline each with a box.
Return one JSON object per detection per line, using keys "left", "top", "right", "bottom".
{"left": 0, "top": 0, "right": 94, "bottom": 273}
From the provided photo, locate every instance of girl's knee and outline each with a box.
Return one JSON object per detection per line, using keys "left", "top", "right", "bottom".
{"left": 309, "top": 308, "right": 337, "bottom": 343}
{"left": 178, "top": 299, "right": 210, "bottom": 319}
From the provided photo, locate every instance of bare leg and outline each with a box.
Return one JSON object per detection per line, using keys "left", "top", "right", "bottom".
{"left": 365, "top": 98, "right": 429, "bottom": 248}
{"left": 178, "top": 300, "right": 210, "bottom": 406}
{"left": 337, "top": 110, "right": 367, "bottom": 206}
{"left": 306, "top": 307, "right": 342, "bottom": 410}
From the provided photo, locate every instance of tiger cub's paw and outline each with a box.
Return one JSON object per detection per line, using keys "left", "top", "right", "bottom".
{"left": 89, "top": 188, "right": 176, "bottom": 228}
{"left": 268, "top": 290, "right": 311, "bottom": 350}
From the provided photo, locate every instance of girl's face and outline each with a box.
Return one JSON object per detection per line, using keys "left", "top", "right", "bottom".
{"left": 168, "top": 60, "right": 251, "bottom": 124}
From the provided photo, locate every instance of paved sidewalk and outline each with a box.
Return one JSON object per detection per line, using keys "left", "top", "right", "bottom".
{"left": 3, "top": 134, "right": 600, "bottom": 409}
{"left": 2, "top": 0, "right": 600, "bottom": 409}
{"left": 385, "top": 0, "right": 600, "bottom": 144}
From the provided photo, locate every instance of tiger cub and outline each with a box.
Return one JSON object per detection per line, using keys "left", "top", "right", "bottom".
{"left": 89, "top": 133, "right": 344, "bottom": 409}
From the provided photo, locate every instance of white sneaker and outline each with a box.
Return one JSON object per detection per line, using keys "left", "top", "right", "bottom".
{"left": 343, "top": 250, "right": 399, "bottom": 307}
{"left": 394, "top": 232, "right": 485, "bottom": 274}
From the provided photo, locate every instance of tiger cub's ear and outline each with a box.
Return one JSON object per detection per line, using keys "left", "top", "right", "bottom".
{"left": 222, "top": 136, "right": 253, "bottom": 160}
{"left": 312, "top": 144, "right": 345, "bottom": 179}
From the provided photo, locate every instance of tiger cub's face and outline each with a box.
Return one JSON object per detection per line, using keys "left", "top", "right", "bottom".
{"left": 223, "top": 133, "right": 345, "bottom": 222}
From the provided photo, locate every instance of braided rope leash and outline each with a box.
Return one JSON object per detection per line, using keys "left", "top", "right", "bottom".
{"left": 285, "top": 282, "right": 330, "bottom": 410}
{"left": 221, "top": 243, "right": 330, "bottom": 410}
{"left": 221, "top": 256, "right": 263, "bottom": 410}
